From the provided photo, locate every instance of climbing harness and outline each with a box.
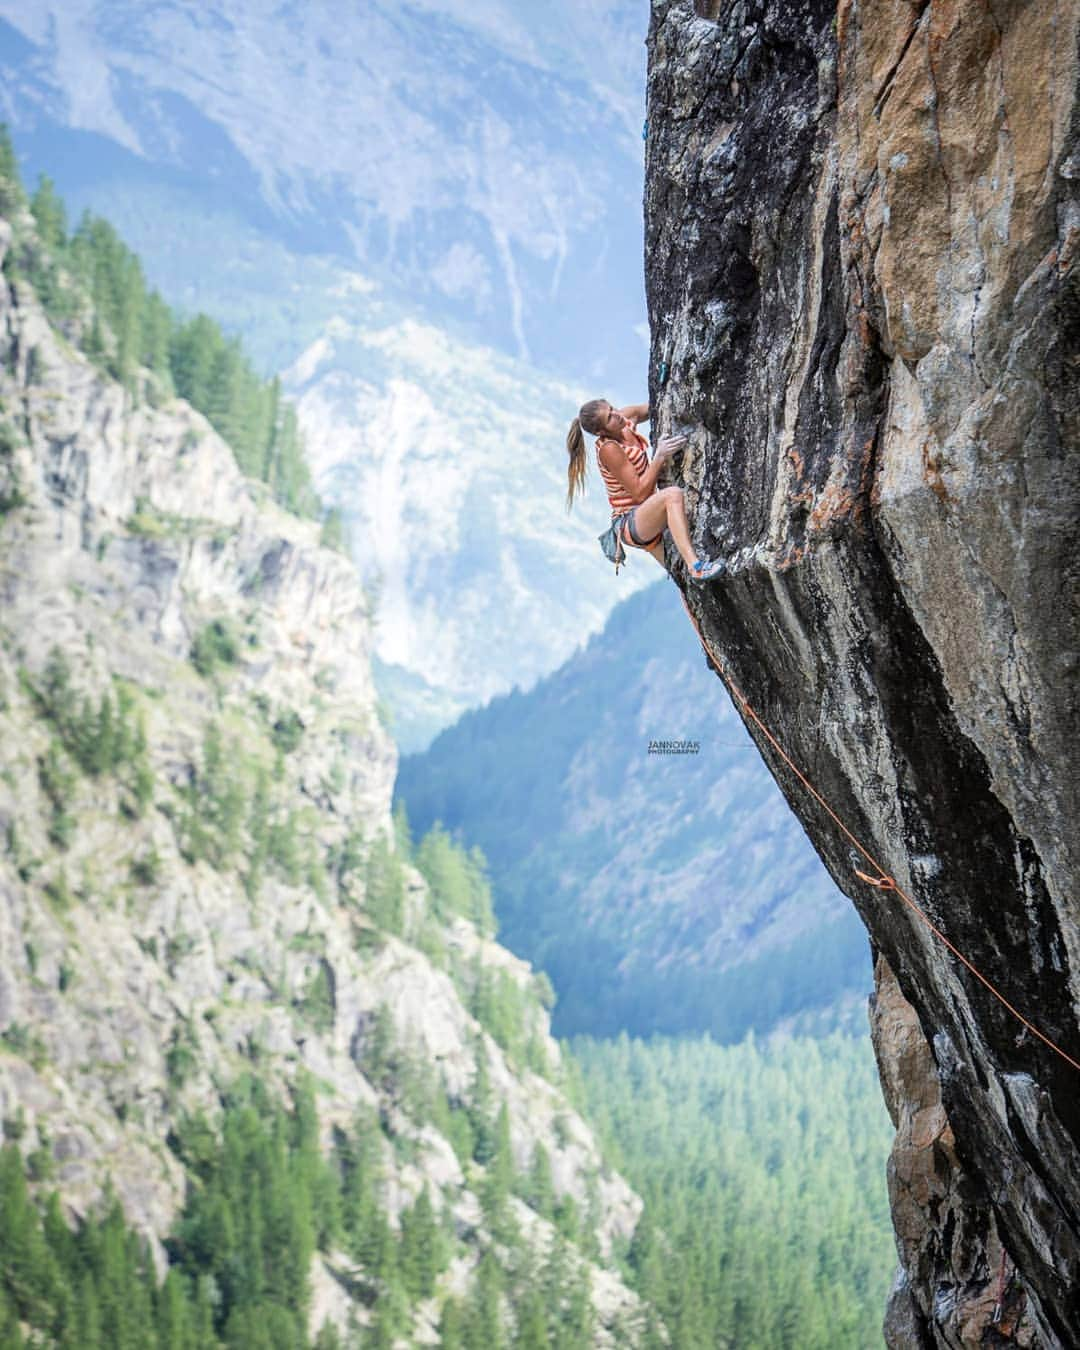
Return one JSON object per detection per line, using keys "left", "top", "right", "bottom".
{"left": 677, "top": 592, "right": 1080, "bottom": 1076}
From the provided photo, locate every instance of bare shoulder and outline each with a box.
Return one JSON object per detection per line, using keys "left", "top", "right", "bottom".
{"left": 597, "top": 436, "right": 625, "bottom": 466}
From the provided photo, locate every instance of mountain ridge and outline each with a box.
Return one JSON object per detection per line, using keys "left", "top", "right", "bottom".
{"left": 0, "top": 1, "right": 650, "bottom": 376}
{"left": 396, "top": 577, "right": 871, "bottom": 1040}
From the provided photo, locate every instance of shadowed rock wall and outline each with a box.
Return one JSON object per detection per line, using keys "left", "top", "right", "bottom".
{"left": 643, "top": 0, "right": 1079, "bottom": 1343}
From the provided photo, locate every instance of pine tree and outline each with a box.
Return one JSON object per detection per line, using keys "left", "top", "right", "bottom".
{"left": 95, "top": 1199, "right": 141, "bottom": 1350}
{"left": 130, "top": 715, "right": 154, "bottom": 817}
{"left": 30, "top": 176, "right": 67, "bottom": 252}
{"left": 480, "top": 1105, "right": 516, "bottom": 1244}
{"left": 399, "top": 1186, "right": 443, "bottom": 1300}
{"left": 155, "top": 1268, "right": 194, "bottom": 1350}
{"left": 0, "top": 1144, "right": 56, "bottom": 1325}
{"left": 363, "top": 835, "right": 405, "bottom": 935}
{"left": 437, "top": 1297, "right": 465, "bottom": 1349}
{"left": 139, "top": 291, "right": 174, "bottom": 388}
{"left": 282, "top": 1159, "right": 315, "bottom": 1319}
{"left": 90, "top": 693, "right": 115, "bottom": 775}
{"left": 83, "top": 313, "right": 107, "bottom": 366}
{"left": 465, "top": 846, "right": 497, "bottom": 935}
{"left": 338, "top": 1108, "right": 381, "bottom": 1260}
{"left": 169, "top": 315, "right": 219, "bottom": 412}
{"left": 527, "top": 1144, "right": 555, "bottom": 1220}
{"left": 41, "top": 1189, "right": 76, "bottom": 1274}
{"left": 469, "top": 1039, "right": 497, "bottom": 1166}
{"left": 463, "top": 1251, "right": 504, "bottom": 1350}
{"left": 191, "top": 1273, "right": 216, "bottom": 1346}
{"left": 515, "top": 1288, "right": 549, "bottom": 1350}
{"left": 74, "top": 1273, "right": 103, "bottom": 1350}
{"left": 0, "top": 124, "right": 24, "bottom": 217}
{"left": 0, "top": 1284, "right": 24, "bottom": 1349}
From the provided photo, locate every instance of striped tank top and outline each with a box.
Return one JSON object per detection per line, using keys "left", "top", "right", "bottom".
{"left": 596, "top": 426, "right": 650, "bottom": 519}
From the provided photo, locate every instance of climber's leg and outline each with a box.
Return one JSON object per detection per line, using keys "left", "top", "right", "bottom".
{"left": 646, "top": 538, "right": 666, "bottom": 567}
{"left": 626, "top": 486, "right": 698, "bottom": 569}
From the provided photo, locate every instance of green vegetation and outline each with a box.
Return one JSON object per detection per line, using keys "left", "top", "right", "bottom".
{"left": 125, "top": 498, "right": 230, "bottom": 544}
{"left": 0, "top": 138, "right": 896, "bottom": 1346}
{"left": 462, "top": 956, "right": 550, "bottom": 1077}
{"left": 270, "top": 709, "right": 305, "bottom": 755}
{"left": 0, "top": 1066, "right": 598, "bottom": 1349}
{"left": 361, "top": 833, "right": 407, "bottom": 934}
{"left": 414, "top": 820, "right": 497, "bottom": 937}
{"left": 176, "top": 721, "right": 247, "bottom": 869}
{"left": 294, "top": 961, "right": 335, "bottom": 1033}
{"left": 0, "top": 1076, "right": 338, "bottom": 1348}
{"left": 319, "top": 507, "right": 349, "bottom": 556}
{"left": 174, "top": 721, "right": 323, "bottom": 903}
{"left": 24, "top": 650, "right": 154, "bottom": 838}
{"left": 190, "top": 618, "right": 244, "bottom": 678}
{"left": 129, "top": 846, "right": 161, "bottom": 888}
{"left": 573, "top": 1031, "right": 896, "bottom": 1349}
{"left": 0, "top": 1024, "right": 47, "bottom": 1072}
{"left": 0, "top": 419, "right": 24, "bottom": 516}
{"left": 0, "top": 126, "right": 24, "bottom": 220}
{"left": 0, "top": 126, "right": 325, "bottom": 523}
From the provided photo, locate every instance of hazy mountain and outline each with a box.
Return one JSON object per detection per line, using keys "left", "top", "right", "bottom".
{"left": 0, "top": 0, "right": 650, "bottom": 378}
{"left": 395, "top": 580, "right": 872, "bottom": 1040}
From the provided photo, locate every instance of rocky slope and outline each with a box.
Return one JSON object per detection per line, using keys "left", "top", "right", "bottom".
{"left": 643, "top": 0, "right": 1079, "bottom": 1345}
{"left": 0, "top": 179, "right": 660, "bottom": 755}
{"left": 0, "top": 209, "right": 643, "bottom": 1343}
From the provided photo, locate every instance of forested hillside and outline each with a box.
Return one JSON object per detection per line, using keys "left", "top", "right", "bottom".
{"left": 397, "top": 580, "right": 869, "bottom": 1040}
{"left": 0, "top": 130, "right": 332, "bottom": 534}
{"left": 574, "top": 1033, "right": 896, "bottom": 1349}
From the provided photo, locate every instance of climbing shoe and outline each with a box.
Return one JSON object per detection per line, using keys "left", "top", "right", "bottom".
{"left": 690, "top": 557, "right": 726, "bottom": 582}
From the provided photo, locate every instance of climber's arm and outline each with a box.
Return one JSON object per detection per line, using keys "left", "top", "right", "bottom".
{"left": 620, "top": 403, "right": 650, "bottom": 426}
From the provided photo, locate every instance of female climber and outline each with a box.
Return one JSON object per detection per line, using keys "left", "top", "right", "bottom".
{"left": 565, "top": 399, "right": 726, "bottom": 580}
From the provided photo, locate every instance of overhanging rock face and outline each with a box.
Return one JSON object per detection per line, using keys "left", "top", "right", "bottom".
{"left": 643, "top": 0, "right": 1079, "bottom": 1343}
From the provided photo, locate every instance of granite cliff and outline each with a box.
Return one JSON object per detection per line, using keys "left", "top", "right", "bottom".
{"left": 643, "top": 0, "right": 1079, "bottom": 1344}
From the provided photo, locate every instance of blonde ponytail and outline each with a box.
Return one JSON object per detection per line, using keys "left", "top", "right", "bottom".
{"left": 565, "top": 398, "right": 609, "bottom": 512}
{"left": 566, "top": 417, "right": 586, "bottom": 511}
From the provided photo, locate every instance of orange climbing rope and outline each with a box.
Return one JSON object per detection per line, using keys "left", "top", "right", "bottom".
{"left": 678, "top": 591, "right": 1080, "bottom": 1076}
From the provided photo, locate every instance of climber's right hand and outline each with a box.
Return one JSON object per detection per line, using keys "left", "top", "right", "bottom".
{"left": 655, "top": 434, "right": 687, "bottom": 460}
